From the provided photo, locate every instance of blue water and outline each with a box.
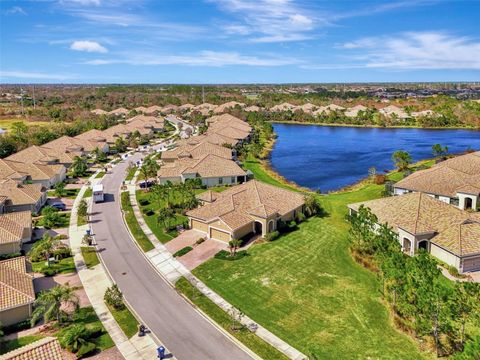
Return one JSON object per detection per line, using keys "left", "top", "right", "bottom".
{"left": 270, "top": 124, "right": 480, "bottom": 192}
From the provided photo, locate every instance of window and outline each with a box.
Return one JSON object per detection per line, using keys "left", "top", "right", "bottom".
{"left": 231, "top": 177, "right": 235, "bottom": 183}
{"left": 218, "top": 177, "right": 223, "bottom": 184}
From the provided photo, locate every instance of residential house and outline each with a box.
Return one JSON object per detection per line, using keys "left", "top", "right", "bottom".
{"left": 43, "top": 135, "right": 108, "bottom": 156}
{"left": 108, "top": 107, "right": 129, "bottom": 117}
{"left": 0, "top": 159, "right": 65, "bottom": 189}
{"left": 101, "top": 124, "right": 132, "bottom": 145}
{"left": 0, "top": 211, "right": 32, "bottom": 255}
{"left": 161, "top": 104, "right": 179, "bottom": 114}
{"left": 348, "top": 192, "right": 480, "bottom": 273}
{"left": 179, "top": 103, "right": 195, "bottom": 112}
{"left": 161, "top": 141, "right": 234, "bottom": 163}
{"left": 143, "top": 105, "right": 163, "bottom": 115}
{"left": 411, "top": 110, "right": 436, "bottom": 118}
{"left": 6, "top": 145, "right": 76, "bottom": 169}
{"left": 90, "top": 109, "right": 108, "bottom": 115}
{"left": 296, "top": 103, "right": 317, "bottom": 114}
{"left": 74, "top": 129, "right": 110, "bottom": 153}
{"left": 393, "top": 151, "right": 480, "bottom": 211}
{"left": 187, "top": 180, "right": 305, "bottom": 242}
{"left": 158, "top": 154, "right": 247, "bottom": 187}
{"left": 244, "top": 105, "right": 261, "bottom": 112}
{"left": 270, "top": 102, "right": 298, "bottom": 112}
{"left": 0, "top": 256, "right": 35, "bottom": 326}
{"left": 126, "top": 115, "right": 164, "bottom": 132}
{"left": 1, "top": 337, "right": 63, "bottom": 360}
{"left": 0, "top": 179, "right": 46, "bottom": 213}
{"left": 379, "top": 105, "right": 409, "bottom": 119}
{"left": 213, "top": 101, "right": 246, "bottom": 114}
{"left": 345, "top": 105, "right": 368, "bottom": 118}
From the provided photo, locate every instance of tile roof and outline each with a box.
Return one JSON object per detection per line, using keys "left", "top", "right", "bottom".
{"left": 42, "top": 135, "right": 100, "bottom": 153}
{"left": 348, "top": 192, "right": 480, "bottom": 257}
{"left": 187, "top": 180, "right": 305, "bottom": 231}
{"left": 196, "top": 190, "right": 218, "bottom": 203}
{"left": 0, "top": 256, "right": 35, "bottom": 311}
{"left": 0, "top": 180, "right": 44, "bottom": 206}
{"left": 270, "top": 102, "right": 297, "bottom": 112}
{"left": 207, "top": 114, "right": 252, "bottom": 132}
{"left": 143, "top": 105, "right": 163, "bottom": 114}
{"left": 108, "top": 107, "right": 129, "bottom": 115}
{"left": 345, "top": 105, "right": 368, "bottom": 117}
{"left": 395, "top": 151, "right": 480, "bottom": 197}
{"left": 0, "top": 211, "right": 31, "bottom": 244}
{"left": 90, "top": 109, "right": 108, "bottom": 115}
{"left": 74, "top": 129, "right": 107, "bottom": 143}
{"left": 1, "top": 336, "right": 63, "bottom": 360}
{"left": 379, "top": 105, "right": 408, "bottom": 119}
{"left": 213, "top": 101, "right": 246, "bottom": 113}
{"left": 162, "top": 141, "right": 232, "bottom": 162}
{"left": 244, "top": 105, "right": 260, "bottom": 112}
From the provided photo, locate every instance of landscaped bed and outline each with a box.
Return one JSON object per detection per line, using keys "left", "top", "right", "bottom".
{"left": 106, "top": 302, "right": 139, "bottom": 339}
{"left": 31, "top": 256, "right": 76, "bottom": 275}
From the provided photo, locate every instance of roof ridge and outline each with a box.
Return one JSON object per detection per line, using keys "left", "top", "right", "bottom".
{"left": 413, "top": 192, "right": 423, "bottom": 233}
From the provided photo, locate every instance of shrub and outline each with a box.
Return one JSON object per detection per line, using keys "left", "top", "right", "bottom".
{"left": 2, "top": 319, "right": 31, "bottom": 335}
{"left": 214, "top": 250, "right": 249, "bottom": 261}
{"left": 143, "top": 209, "right": 154, "bottom": 216}
{"left": 77, "top": 199, "right": 88, "bottom": 218}
{"left": 52, "top": 247, "right": 71, "bottom": 260}
{"left": 104, "top": 284, "right": 124, "bottom": 310}
{"left": 265, "top": 231, "right": 280, "bottom": 241}
{"left": 0, "top": 252, "right": 22, "bottom": 261}
{"left": 59, "top": 324, "right": 96, "bottom": 358}
{"left": 42, "top": 268, "right": 57, "bottom": 277}
{"left": 195, "top": 237, "right": 206, "bottom": 245}
{"left": 55, "top": 234, "right": 68, "bottom": 240}
{"left": 139, "top": 199, "right": 150, "bottom": 206}
{"left": 296, "top": 212, "right": 306, "bottom": 223}
{"left": 173, "top": 246, "right": 193, "bottom": 257}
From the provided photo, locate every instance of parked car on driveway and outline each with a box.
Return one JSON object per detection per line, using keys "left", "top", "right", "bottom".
{"left": 50, "top": 201, "right": 66, "bottom": 211}
{"left": 139, "top": 181, "right": 154, "bottom": 189}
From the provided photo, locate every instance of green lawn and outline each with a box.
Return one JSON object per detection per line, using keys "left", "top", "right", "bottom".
{"left": 77, "top": 213, "right": 88, "bottom": 226}
{"left": 82, "top": 188, "right": 93, "bottom": 199}
{"left": 120, "top": 192, "right": 155, "bottom": 252}
{"left": 47, "top": 188, "right": 80, "bottom": 199}
{"left": 106, "top": 303, "right": 139, "bottom": 338}
{"left": 95, "top": 171, "right": 106, "bottom": 179}
{"left": 193, "top": 170, "right": 432, "bottom": 359}
{"left": 125, "top": 167, "right": 137, "bottom": 181}
{"left": 0, "top": 119, "right": 51, "bottom": 131}
{"left": 81, "top": 247, "right": 100, "bottom": 268}
{"left": 0, "top": 335, "right": 45, "bottom": 355}
{"left": 31, "top": 256, "right": 76, "bottom": 275}
{"left": 136, "top": 190, "right": 187, "bottom": 243}
{"left": 176, "top": 278, "right": 289, "bottom": 360}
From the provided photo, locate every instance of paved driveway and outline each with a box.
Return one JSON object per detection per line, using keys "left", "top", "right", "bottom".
{"left": 165, "top": 229, "right": 205, "bottom": 253}
{"left": 91, "top": 150, "right": 253, "bottom": 360}
{"left": 178, "top": 240, "right": 227, "bottom": 270}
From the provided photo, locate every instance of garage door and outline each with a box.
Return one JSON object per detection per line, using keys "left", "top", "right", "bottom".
{"left": 210, "top": 228, "right": 231, "bottom": 242}
{"left": 191, "top": 220, "right": 208, "bottom": 233}
{"left": 463, "top": 257, "right": 480, "bottom": 272}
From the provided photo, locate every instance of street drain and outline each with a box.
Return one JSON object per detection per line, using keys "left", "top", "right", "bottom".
{"left": 121, "top": 272, "right": 127, "bottom": 275}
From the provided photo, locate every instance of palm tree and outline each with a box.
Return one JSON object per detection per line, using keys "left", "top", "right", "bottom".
{"left": 392, "top": 150, "right": 412, "bottom": 171}
{"left": 28, "top": 234, "right": 60, "bottom": 266}
{"left": 228, "top": 239, "right": 242, "bottom": 257}
{"left": 72, "top": 156, "right": 88, "bottom": 177}
{"left": 31, "top": 284, "right": 79, "bottom": 326}
{"left": 54, "top": 181, "right": 67, "bottom": 198}
{"left": 157, "top": 207, "right": 176, "bottom": 231}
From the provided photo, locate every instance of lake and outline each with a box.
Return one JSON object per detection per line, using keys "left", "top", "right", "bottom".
{"left": 270, "top": 124, "right": 480, "bottom": 192}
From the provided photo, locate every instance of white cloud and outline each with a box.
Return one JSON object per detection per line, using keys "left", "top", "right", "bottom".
{"left": 340, "top": 32, "right": 480, "bottom": 70}
{"left": 5, "top": 6, "right": 27, "bottom": 15}
{"left": 214, "top": 0, "right": 318, "bottom": 43}
{"left": 0, "top": 71, "right": 76, "bottom": 81}
{"left": 84, "top": 50, "right": 300, "bottom": 67}
{"left": 70, "top": 40, "right": 108, "bottom": 53}
{"left": 60, "top": 0, "right": 102, "bottom": 5}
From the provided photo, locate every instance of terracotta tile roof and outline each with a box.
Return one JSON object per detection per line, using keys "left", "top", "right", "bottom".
{"left": 296, "top": 103, "right": 317, "bottom": 114}
{"left": 270, "top": 102, "right": 297, "bottom": 112}
{"left": 345, "top": 105, "right": 368, "bottom": 117}
{"left": 102, "top": 124, "right": 132, "bottom": 143}
{"left": 213, "top": 101, "right": 246, "bottom": 113}
{"left": 90, "top": 109, "right": 108, "bottom": 115}
{"left": 348, "top": 192, "right": 480, "bottom": 257}
{"left": 379, "top": 105, "right": 408, "bottom": 119}
{"left": 159, "top": 154, "right": 245, "bottom": 179}
{"left": 143, "top": 105, "right": 163, "bottom": 114}
{"left": 395, "top": 152, "right": 480, "bottom": 197}
{"left": 244, "top": 105, "right": 260, "bottom": 112}
{"left": 161, "top": 104, "right": 179, "bottom": 113}
{"left": 0, "top": 256, "right": 35, "bottom": 311}
{"left": 74, "top": 129, "right": 107, "bottom": 143}
{"left": 0, "top": 180, "right": 44, "bottom": 207}
{"left": 209, "top": 126, "right": 250, "bottom": 141}
{"left": 195, "top": 103, "right": 218, "bottom": 111}
{"left": 201, "top": 133, "right": 239, "bottom": 147}
{"left": 163, "top": 141, "right": 232, "bottom": 162}
{"left": 411, "top": 110, "right": 436, "bottom": 117}
{"left": 207, "top": 114, "right": 252, "bottom": 133}
{"left": 134, "top": 106, "right": 148, "bottom": 112}
{"left": 42, "top": 135, "right": 99, "bottom": 153}
{"left": 0, "top": 211, "right": 31, "bottom": 244}
{"left": 179, "top": 103, "right": 195, "bottom": 111}
{"left": 2, "top": 336, "right": 63, "bottom": 360}
{"left": 187, "top": 180, "right": 305, "bottom": 232}
{"left": 108, "top": 107, "right": 129, "bottom": 115}
{"left": 196, "top": 190, "right": 218, "bottom": 203}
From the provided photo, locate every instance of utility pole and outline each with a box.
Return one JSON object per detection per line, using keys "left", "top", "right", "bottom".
{"left": 20, "top": 87, "right": 24, "bottom": 116}
{"left": 32, "top": 84, "right": 36, "bottom": 109}
{"left": 202, "top": 85, "right": 205, "bottom": 103}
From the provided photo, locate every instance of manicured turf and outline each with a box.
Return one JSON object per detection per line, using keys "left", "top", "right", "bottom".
{"left": 47, "top": 188, "right": 80, "bottom": 199}
{"left": 95, "top": 171, "right": 106, "bottom": 179}
{"left": 82, "top": 188, "right": 92, "bottom": 199}
{"left": 36, "top": 212, "right": 71, "bottom": 229}
{"left": 242, "top": 156, "right": 296, "bottom": 191}
{"left": 176, "top": 277, "right": 289, "bottom": 360}
{"left": 31, "top": 256, "right": 76, "bottom": 275}
{"left": 77, "top": 213, "right": 88, "bottom": 226}
{"left": 125, "top": 167, "right": 137, "bottom": 181}
{"left": 106, "top": 303, "right": 139, "bottom": 338}
{"left": 81, "top": 247, "right": 100, "bottom": 268}
{"left": 120, "top": 192, "right": 154, "bottom": 252}
{"left": 193, "top": 168, "right": 431, "bottom": 359}
{"left": 0, "top": 335, "right": 45, "bottom": 355}
{"left": 136, "top": 190, "right": 188, "bottom": 243}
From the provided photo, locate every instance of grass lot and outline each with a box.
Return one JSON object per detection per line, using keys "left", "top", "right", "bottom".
{"left": 0, "top": 335, "right": 45, "bottom": 355}
{"left": 95, "top": 171, "right": 106, "bottom": 179}
{"left": 120, "top": 192, "right": 154, "bottom": 252}
{"left": 31, "top": 256, "right": 76, "bottom": 275}
{"left": 176, "top": 277, "right": 289, "bottom": 360}
{"left": 0, "top": 119, "right": 51, "bottom": 131}
{"left": 77, "top": 213, "right": 88, "bottom": 226}
{"left": 193, "top": 165, "right": 432, "bottom": 359}
{"left": 81, "top": 247, "right": 100, "bottom": 268}
{"left": 106, "top": 303, "right": 139, "bottom": 338}
{"left": 136, "top": 190, "right": 187, "bottom": 243}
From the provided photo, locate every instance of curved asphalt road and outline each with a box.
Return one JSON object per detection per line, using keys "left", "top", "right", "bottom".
{"left": 91, "top": 150, "right": 253, "bottom": 360}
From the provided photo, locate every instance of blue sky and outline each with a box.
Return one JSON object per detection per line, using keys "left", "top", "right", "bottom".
{"left": 1, "top": 0, "right": 479, "bottom": 83}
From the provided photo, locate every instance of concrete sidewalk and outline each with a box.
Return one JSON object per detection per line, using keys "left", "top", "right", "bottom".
{"left": 126, "top": 180, "right": 307, "bottom": 360}
{"left": 70, "top": 173, "right": 164, "bottom": 360}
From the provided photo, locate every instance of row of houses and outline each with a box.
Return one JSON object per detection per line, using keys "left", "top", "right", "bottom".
{"left": 157, "top": 114, "right": 250, "bottom": 187}
{"left": 348, "top": 151, "right": 480, "bottom": 273}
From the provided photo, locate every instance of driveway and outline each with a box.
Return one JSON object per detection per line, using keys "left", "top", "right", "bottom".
{"left": 164, "top": 229, "right": 205, "bottom": 253}
{"left": 177, "top": 240, "right": 227, "bottom": 270}
{"left": 33, "top": 271, "right": 90, "bottom": 307}
{"left": 90, "top": 149, "right": 253, "bottom": 360}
